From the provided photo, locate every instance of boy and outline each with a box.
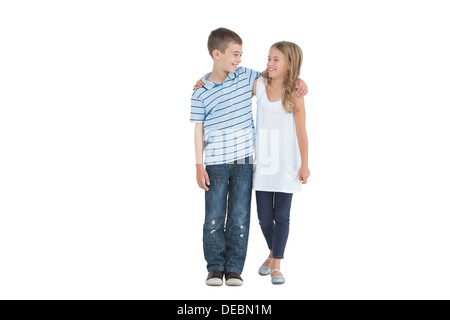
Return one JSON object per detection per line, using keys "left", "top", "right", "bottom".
{"left": 190, "top": 28, "right": 307, "bottom": 286}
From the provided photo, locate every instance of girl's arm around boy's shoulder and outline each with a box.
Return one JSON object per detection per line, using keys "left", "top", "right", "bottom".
{"left": 252, "top": 77, "right": 261, "bottom": 97}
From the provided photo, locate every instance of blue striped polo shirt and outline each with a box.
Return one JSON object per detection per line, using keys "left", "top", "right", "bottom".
{"left": 190, "top": 67, "right": 261, "bottom": 165}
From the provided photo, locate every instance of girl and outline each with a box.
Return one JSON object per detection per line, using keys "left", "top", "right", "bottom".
{"left": 253, "top": 41, "right": 309, "bottom": 285}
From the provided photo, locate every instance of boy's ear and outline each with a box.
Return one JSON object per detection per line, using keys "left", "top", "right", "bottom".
{"left": 212, "top": 49, "right": 221, "bottom": 60}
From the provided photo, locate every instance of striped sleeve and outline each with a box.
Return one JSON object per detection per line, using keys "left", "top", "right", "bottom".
{"left": 243, "top": 67, "right": 262, "bottom": 85}
{"left": 190, "top": 91, "right": 205, "bottom": 123}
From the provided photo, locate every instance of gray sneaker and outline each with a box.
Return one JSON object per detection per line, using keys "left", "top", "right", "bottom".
{"left": 205, "top": 270, "right": 223, "bottom": 286}
{"left": 225, "top": 272, "right": 243, "bottom": 286}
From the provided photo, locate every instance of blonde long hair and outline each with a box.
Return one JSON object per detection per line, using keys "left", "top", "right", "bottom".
{"left": 262, "top": 41, "right": 303, "bottom": 113}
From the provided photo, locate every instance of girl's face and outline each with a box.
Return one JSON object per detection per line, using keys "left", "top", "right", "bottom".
{"left": 267, "top": 47, "right": 289, "bottom": 80}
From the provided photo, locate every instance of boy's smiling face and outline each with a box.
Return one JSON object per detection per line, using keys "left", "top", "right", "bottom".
{"left": 214, "top": 42, "right": 242, "bottom": 74}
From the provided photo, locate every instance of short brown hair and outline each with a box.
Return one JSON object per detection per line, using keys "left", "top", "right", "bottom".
{"left": 207, "top": 28, "right": 242, "bottom": 57}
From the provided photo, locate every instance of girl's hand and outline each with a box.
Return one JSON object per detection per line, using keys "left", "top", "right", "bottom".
{"left": 294, "top": 79, "right": 308, "bottom": 97}
{"left": 193, "top": 79, "right": 205, "bottom": 91}
{"left": 298, "top": 165, "right": 310, "bottom": 184}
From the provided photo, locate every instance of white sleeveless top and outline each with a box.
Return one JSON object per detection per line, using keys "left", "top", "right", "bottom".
{"left": 253, "top": 77, "right": 302, "bottom": 193}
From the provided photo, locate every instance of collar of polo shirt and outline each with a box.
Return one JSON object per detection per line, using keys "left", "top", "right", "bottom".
{"left": 202, "top": 69, "right": 239, "bottom": 89}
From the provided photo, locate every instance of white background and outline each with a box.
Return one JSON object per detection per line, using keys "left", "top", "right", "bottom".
{"left": 1, "top": 0, "right": 450, "bottom": 299}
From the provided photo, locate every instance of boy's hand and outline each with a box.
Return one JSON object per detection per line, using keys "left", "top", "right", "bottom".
{"left": 196, "top": 164, "right": 210, "bottom": 191}
{"left": 299, "top": 165, "right": 310, "bottom": 184}
{"left": 295, "top": 79, "right": 308, "bottom": 97}
{"left": 193, "top": 79, "right": 205, "bottom": 91}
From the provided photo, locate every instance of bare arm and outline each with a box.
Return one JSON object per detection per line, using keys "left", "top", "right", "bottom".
{"left": 252, "top": 78, "right": 258, "bottom": 97}
{"left": 194, "top": 123, "right": 210, "bottom": 191}
{"left": 293, "top": 95, "right": 310, "bottom": 184}
{"left": 194, "top": 122, "right": 204, "bottom": 165}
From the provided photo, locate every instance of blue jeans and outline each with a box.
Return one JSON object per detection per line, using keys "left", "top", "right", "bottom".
{"left": 255, "top": 191, "right": 293, "bottom": 259}
{"left": 203, "top": 157, "right": 253, "bottom": 274}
